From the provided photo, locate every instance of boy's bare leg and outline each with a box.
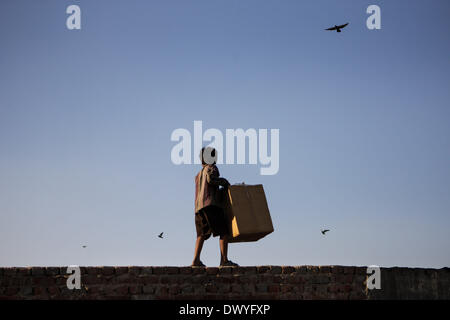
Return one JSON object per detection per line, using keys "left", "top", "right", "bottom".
{"left": 192, "top": 236, "right": 205, "bottom": 266}
{"left": 219, "top": 234, "right": 229, "bottom": 264}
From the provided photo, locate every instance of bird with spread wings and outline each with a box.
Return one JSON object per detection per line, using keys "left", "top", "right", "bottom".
{"left": 325, "top": 23, "right": 349, "bottom": 32}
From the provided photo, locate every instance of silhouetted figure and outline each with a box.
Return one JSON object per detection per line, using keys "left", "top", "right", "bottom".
{"left": 192, "top": 147, "right": 239, "bottom": 267}
{"left": 325, "top": 23, "right": 349, "bottom": 32}
{"left": 321, "top": 229, "right": 330, "bottom": 235}
{"left": 158, "top": 232, "right": 164, "bottom": 239}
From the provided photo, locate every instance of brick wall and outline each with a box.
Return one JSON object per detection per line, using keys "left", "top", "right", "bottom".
{"left": 0, "top": 266, "right": 449, "bottom": 300}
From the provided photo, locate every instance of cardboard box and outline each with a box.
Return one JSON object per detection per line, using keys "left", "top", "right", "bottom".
{"left": 223, "top": 184, "right": 274, "bottom": 243}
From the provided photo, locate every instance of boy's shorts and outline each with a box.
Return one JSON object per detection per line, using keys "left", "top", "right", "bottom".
{"left": 195, "top": 205, "right": 230, "bottom": 240}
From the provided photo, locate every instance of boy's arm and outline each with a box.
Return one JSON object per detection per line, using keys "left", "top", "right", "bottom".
{"left": 206, "top": 166, "right": 230, "bottom": 187}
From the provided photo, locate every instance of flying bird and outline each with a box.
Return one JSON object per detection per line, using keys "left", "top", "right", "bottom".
{"left": 82, "top": 245, "right": 87, "bottom": 248}
{"left": 325, "top": 23, "right": 349, "bottom": 32}
{"left": 158, "top": 232, "right": 164, "bottom": 239}
{"left": 321, "top": 229, "right": 330, "bottom": 235}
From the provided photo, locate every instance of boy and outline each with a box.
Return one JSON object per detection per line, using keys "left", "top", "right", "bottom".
{"left": 192, "top": 147, "right": 239, "bottom": 267}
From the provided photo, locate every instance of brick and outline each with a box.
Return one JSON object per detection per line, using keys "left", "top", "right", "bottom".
{"left": 218, "top": 267, "right": 232, "bottom": 274}
{"left": 166, "top": 267, "right": 179, "bottom": 275}
{"left": 270, "top": 266, "right": 282, "bottom": 274}
{"left": 179, "top": 267, "right": 192, "bottom": 275}
{"left": 206, "top": 267, "right": 219, "bottom": 275}
{"left": 129, "top": 286, "right": 142, "bottom": 295}
{"left": 307, "top": 266, "right": 319, "bottom": 273}
{"left": 343, "top": 267, "right": 355, "bottom": 275}
{"left": 291, "top": 275, "right": 306, "bottom": 284}
{"left": 101, "top": 267, "right": 115, "bottom": 275}
{"left": 17, "top": 267, "right": 32, "bottom": 275}
{"left": 83, "top": 275, "right": 103, "bottom": 285}
{"left": 218, "top": 284, "right": 231, "bottom": 294}
{"left": 192, "top": 267, "right": 206, "bottom": 274}
{"left": 31, "top": 267, "right": 45, "bottom": 276}
{"left": 295, "top": 266, "right": 308, "bottom": 274}
{"left": 331, "top": 266, "right": 344, "bottom": 274}
{"left": 257, "top": 266, "right": 270, "bottom": 273}
{"left": 20, "top": 286, "right": 33, "bottom": 296}
{"left": 354, "top": 267, "right": 367, "bottom": 275}
{"left": 128, "top": 267, "right": 141, "bottom": 276}
{"left": 181, "top": 285, "right": 194, "bottom": 294}
{"left": 258, "top": 274, "right": 273, "bottom": 283}
{"left": 3, "top": 268, "right": 17, "bottom": 276}
{"left": 112, "top": 267, "right": 126, "bottom": 275}
{"left": 231, "top": 284, "right": 243, "bottom": 293}
{"left": 281, "top": 284, "right": 293, "bottom": 293}
{"left": 33, "top": 287, "right": 45, "bottom": 295}
{"left": 143, "top": 285, "right": 155, "bottom": 294}
{"left": 242, "top": 267, "right": 257, "bottom": 274}
{"left": 205, "top": 284, "right": 218, "bottom": 293}
{"left": 311, "top": 275, "right": 330, "bottom": 285}
{"left": 319, "top": 266, "right": 331, "bottom": 273}
{"left": 45, "top": 267, "right": 60, "bottom": 276}
{"left": 5, "top": 287, "right": 19, "bottom": 296}
{"left": 47, "top": 287, "right": 60, "bottom": 296}
{"left": 256, "top": 284, "right": 268, "bottom": 292}
{"left": 160, "top": 276, "right": 170, "bottom": 284}
{"left": 282, "top": 266, "right": 295, "bottom": 274}
{"left": 273, "top": 275, "right": 283, "bottom": 283}
{"left": 268, "top": 285, "right": 280, "bottom": 293}
{"left": 85, "top": 267, "right": 101, "bottom": 275}
{"left": 115, "top": 285, "right": 129, "bottom": 295}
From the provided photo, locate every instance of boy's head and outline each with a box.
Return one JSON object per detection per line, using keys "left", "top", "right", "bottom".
{"left": 200, "top": 147, "right": 217, "bottom": 165}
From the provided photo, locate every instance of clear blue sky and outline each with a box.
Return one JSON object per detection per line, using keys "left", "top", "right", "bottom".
{"left": 1, "top": 0, "right": 449, "bottom": 268}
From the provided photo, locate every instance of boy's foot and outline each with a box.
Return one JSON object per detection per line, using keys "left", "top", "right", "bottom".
{"left": 191, "top": 260, "right": 206, "bottom": 267}
{"left": 220, "top": 260, "right": 239, "bottom": 267}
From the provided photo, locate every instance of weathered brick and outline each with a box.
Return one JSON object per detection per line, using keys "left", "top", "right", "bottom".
{"left": 85, "top": 267, "right": 101, "bottom": 275}
{"left": 218, "top": 266, "right": 233, "bottom": 274}
{"left": 101, "top": 267, "right": 115, "bottom": 275}
{"left": 281, "top": 284, "right": 293, "bottom": 293}
{"left": 270, "top": 266, "right": 282, "bottom": 274}
{"left": 16, "top": 267, "right": 31, "bottom": 275}
{"left": 319, "top": 266, "right": 331, "bottom": 273}
{"left": 256, "top": 284, "right": 268, "bottom": 292}
{"left": 268, "top": 285, "right": 280, "bottom": 293}
{"left": 206, "top": 267, "right": 219, "bottom": 275}
{"left": 114, "top": 267, "right": 129, "bottom": 275}
{"left": 192, "top": 267, "right": 206, "bottom": 274}
{"left": 282, "top": 266, "right": 296, "bottom": 274}
{"left": 179, "top": 267, "right": 192, "bottom": 275}
{"left": 31, "top": 267, "right": 45, "bottom": 276}
{"left": 166, "top": 267, "right": 179, "bottom": 275}
{"left": 115, "top": 285, "right": 129, "bottom": 295}
{"left": 205, "top": 284, "right": 218, "bottom": 293}
{"left": 47, "top": 287, "right": 60, "bottom": 296}
{"left": 129, "top": 286, "right": 142, "bottom": 295}
{"left": 257, "top": 266, "right": 270, "bottom": 274}
{"left": 295, "top": 266, "right": 308, "bottom": 274}
{"left": 231, "top": 284, "right": 243, "bottom": 293}
{"left": 128, "top": 267, "right": 141, "bottom": 276}
{"left": 331, "top": 266, "right": 344, "bottom": 274}
{"left": 307, "top": 266, "right": 319, "bottom": 273}
{"left": 344, "top": 267, "right": 355, "bottom": 275}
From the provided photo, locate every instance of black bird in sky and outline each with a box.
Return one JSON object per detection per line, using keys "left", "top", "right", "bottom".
{"left": 82, "top": 245, "right": 87, "bottom": 248}
{"left": 321, "top": 229, "right": 330, "bottom": 235}
{"left": 158, "top": 232, "right": 164, "bottom": 239}
{"left": 325, "top": 23, "right": 349, "bottom": 32}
